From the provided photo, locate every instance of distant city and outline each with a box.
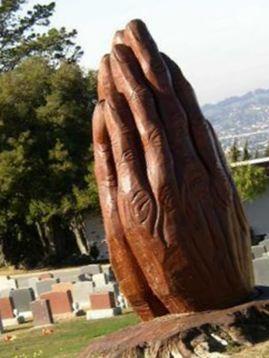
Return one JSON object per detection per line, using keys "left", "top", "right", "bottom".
{"left": 203, "top": 88, "right": 269, "bottom": 155}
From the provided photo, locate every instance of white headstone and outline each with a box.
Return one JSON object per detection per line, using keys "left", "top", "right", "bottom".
{"left": 0, "top": 276, "right": 17, "bottom": 290}
{"left": 72, "top": 282, "right": 94, "bottom": 310}
{"left": 86, "top": 307, "right": 121, "bottom": 320}
{"left": 92, "top": 273, "right": 108, "bottom": 288}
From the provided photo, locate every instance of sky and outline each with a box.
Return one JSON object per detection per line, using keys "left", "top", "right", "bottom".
{"left": 28, "top": 0, "right": 269, "bottom": 104}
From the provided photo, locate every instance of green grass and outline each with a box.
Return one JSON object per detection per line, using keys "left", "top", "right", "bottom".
{"left": 0, "top": 312, "right": 139, "bottom": 358}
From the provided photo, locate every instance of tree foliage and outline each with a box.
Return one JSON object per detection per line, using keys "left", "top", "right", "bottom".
{"left": 242, "top": 140, "right": 251, "bottom": 161}
{"left": 227, "top": 139, "right": 241, "bottom": 162}
{"left": 265, "top": 141, "right": 269, "bottom": 157}
{"left": 0, "top": 0, "right": 82, "bottom": 72}
{"left": 231, "top": 165, "right": 268, "bottom": 202}
{"left": 0, "top": 58, "right": 98, "bottom": 267}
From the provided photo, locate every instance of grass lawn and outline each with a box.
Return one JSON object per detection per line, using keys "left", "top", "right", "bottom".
{"left": 0, "top": 312, "right": 140, "bottom": 358}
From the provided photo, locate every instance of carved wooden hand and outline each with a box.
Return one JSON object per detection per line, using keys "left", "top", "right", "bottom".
{"left": 93, "top": 20, "right": 254, "bottom": 321}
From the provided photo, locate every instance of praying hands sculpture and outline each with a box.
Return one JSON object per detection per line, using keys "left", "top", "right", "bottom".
{"left": 93, "top": 19, "right": 254, "bottom": 321}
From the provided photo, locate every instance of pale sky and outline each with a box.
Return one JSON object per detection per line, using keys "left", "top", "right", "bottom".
{"left": 28, "top": 0, "right": 269, "bottom": 104}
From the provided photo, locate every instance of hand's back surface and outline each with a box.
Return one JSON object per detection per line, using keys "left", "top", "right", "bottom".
{"left": 93, "top": 19, "right": 254, "bottom": 321}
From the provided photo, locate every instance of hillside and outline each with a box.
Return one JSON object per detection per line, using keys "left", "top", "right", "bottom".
{"left": 202, "top": 88, "right": 269, "bottom": 154}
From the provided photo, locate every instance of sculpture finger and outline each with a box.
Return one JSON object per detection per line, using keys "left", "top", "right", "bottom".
{"left": 206, "top": 119, "right": 254, "bottom": 288}
{"left": 98, "top": 54, "right": 156, "bottom": 234}
{"left": 97, "top": 54, "right": 192, "bottom": 313}
{"left": 97, "top": 54, "right": 117, "bottom": 101}
{"left": 110, "top": 44, "right": 182, "bottom": 247}
{"left": 124, "top": 20, "right": 208, "bottom": 198}
{"left": 123, "top": 22, "right": 247, "bottom": 291}
{"left": 104, "top": 93, "right": 157, "bottom": 234}
{"left": 112, "top": 30, "right": 125, "bottom": 46}
{"left": 124, "top": 19, "right": 173, "bottom": 95}
{"left": 162, "top": 53, "right": 232, "bottom": 206}
{"left": 104, "top": 93, "right": 197, "bottom": 313}
{"left": 93, "top": 102, "right": 168, "bottom": 320}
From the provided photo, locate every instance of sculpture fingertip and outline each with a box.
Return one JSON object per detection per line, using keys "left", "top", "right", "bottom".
{"left": 100, "top": 53, "right": 110, "bottom": 65}
{"left": 126, "top": 19, "right": 146, "bottom": 31}
{"left": 126, "top": 19, "right": 150, "bottom": 42}
{"left": 112, "top": 30, "right": 125, "bottom": 46}
{"left": 95, "top": 99, "right": 106, "bottom": 112}
{"left": 112, "top": 44, "right": 132, "bottom": 63}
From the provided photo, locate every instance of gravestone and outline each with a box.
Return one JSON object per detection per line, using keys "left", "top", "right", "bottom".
{"left": 36, "top": 279, "right": 58, "bottom": 296}
{"left": 93, "top": 283, "right": 120, "bottom": 307}
{"left": 261, "top": 239, "right": 269, "bottom": 252}
{"left": 54, "top": 270, "right": 80, "bottom": 283}
{"left": 0, "top": 277, "right": 17, "bottom": 290}
{"left": 72, "top": 282, "right": 94, "bottom": 310}
{"left": 80, "top": 265, "right": 101, "bottom": 276}
{"left": 38, "top": 273, "right": 53, "bottom": 280}
{"left": 0, "top": 297, "right": 14, "bottom": 319}
{"left": 16, "top": 276, "right": 31, "bottom": 289}
{"left": 102, "top": 266, "right": 116, "bottom": 282}
{"left": 87, "top": 292, "right": 121, "bottom": 320}
{"left": 251, "top": 245, "right": 266, "bottom": 259}
{"left": 0, "top": 288, "right": 13, "bottom": 298}
{"left": 253, "top": 257, "right": 269, "bottom": 285}
{"left": 78, "top": 273, "right": 92, "bottom": 282}
{"left": 28, "top": 277, "right": 39, "bottom": 296}
{"left": 40, "top": 291, "right": 73, "bottom": 316}
{"left": 52, "top": 282, "right": 73, "bottom": 293}
{"left": 92, "top": 273, "right": 108, "bottom": 288}
{"left": 90, "top": 291, "right": 115, "bottom": 310}
{"left": 10, "top": 288, "right": 35, "bottom": 313}
{"left": 31, "top": 299, "right": 53, "bottom": 327}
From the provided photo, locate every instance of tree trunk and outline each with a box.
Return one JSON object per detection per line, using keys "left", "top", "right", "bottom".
{"left": 79, "top": 295, "right": 269, "bottom": 358}
{"left": 35, "top": 222, "right": 49, "bottom": 252}
{"left": 44, "top": 222, "right": 57, "bottom": 255}
{"left": 70, "top": 218, "right": 88, "bottom": 255}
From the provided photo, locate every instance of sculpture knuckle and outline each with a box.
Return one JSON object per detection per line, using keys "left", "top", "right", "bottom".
{"left": 145, "top": 127, "right": 163, "bottom": 148}
{"left": 148, "top": 56, "right": 166, "bottom": 75}
{"left": 131, "top": 86, "right": 151, "bottom": 104}
{"left": 130, "top": 189, "right": 153, "bottom": 224}
{"left": 97, "top": 143, "right": 110, "bottom": 155}
{"left": 120, "top": 148, "right": 136, "bottom": 164}
{"left": 104, "top": 173, "right": 117, "bottom": 188}
{"left": 184, "top": 161, "right": 209, "bottom": 196}
{"left": 159, "top": 185, "right": 175, "bottom": 212}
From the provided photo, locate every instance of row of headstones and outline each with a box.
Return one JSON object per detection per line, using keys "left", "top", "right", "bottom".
{"left": 0, "top": 290, "right": 122, "bottom": 333}
{"left": 0, "top": 265, "right": 121, "bottom": 326}
{"left": 0, "top": 264, "right": 115, "bottom": 298}
{"left": 252, "top": 237, "right": 269, "bottom": 286}
{"left": 0, "top": 264, "right": 108, "bottom": 292}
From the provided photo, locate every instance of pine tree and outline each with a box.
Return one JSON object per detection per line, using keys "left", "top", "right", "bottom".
{"left": 228, "top": 139, "right": 241, "bottom": 163}
{"left": 265, "top": 141, "right": 269, "bottom": 157}
{"left": 254, "top": 149, "right": 260, "bottom": 159}
{"left": 0, "top": 1, "right": 82, "bottom": 72}
{"left": 242, "top": 140, "right": 251, "bottom": 161}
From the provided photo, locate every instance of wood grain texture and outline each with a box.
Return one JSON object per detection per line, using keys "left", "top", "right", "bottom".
{"left": 93, "top": 19, "right": 254, "bottom": 321}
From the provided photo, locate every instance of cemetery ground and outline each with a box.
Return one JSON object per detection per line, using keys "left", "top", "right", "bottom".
{"left": 0, "top": 311, "right": 139, "bottom": 358}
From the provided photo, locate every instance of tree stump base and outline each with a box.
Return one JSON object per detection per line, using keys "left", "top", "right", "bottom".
{"left": 79, "top": 287, "right": 269, "bottom": 357}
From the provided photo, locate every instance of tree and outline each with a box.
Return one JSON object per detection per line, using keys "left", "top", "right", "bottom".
{"left": 0, "top": 0, "right": 82, "bottom": 72}
{"left": 265, "top": 141, "right": 269, "bottom": 157}
{"left": 227, "top": 139, "right": 241, "bottom": 162}
{"left": 242, "top": 140, "right": 251, "bottom": 161}
{"left": 231, "top": 165, "right": 268, "bottom": 202}
{"left": 254, "top": 149, "right": 260, "bottom": 159}
{"left": 0, "top": 58, "right": 98, "bottom": 266}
